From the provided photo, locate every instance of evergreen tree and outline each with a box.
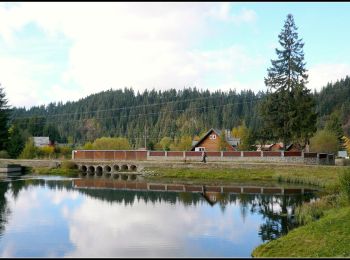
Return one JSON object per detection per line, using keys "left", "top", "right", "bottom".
{"left": 0, "top": 85, "right": 9, "bottom": 150}
{"left": 262, "top": 14, "right": 316, "bottom": 149}
{"left": 7, "top": 125, "right": 25, "bottom": 158}
{"left": 325, "top": 111, "right": 344, "bottom": 148}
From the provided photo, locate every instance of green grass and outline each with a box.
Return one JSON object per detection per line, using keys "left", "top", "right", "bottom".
{"left": 252, "top": 206, "right": 350, "bottom": 257}
{"left": 146, "top": 165, "right": 346, "bottom": 188}
{"left": 32, "top": 166, "right": 79, "bottom": 178}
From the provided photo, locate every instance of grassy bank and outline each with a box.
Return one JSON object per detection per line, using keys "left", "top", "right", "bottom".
{"left": 31, "top": 161, "right": 79, "bottom": 178}
{"left": 252, "top": 206, "right": 350, "bottom": 257}
{"left": 146, "top": 165, "right": 345, "bottom": 188}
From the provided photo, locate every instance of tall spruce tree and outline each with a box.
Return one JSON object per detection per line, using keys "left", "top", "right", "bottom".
{"left": 0, "top": 85, "right": 9, "bottom": 150}
{"left": 261, "top": 14, "right": 316, "bottom": 149}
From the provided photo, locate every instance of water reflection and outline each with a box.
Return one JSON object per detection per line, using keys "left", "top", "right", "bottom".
{"left": 0, "top": 177, "right": 316, "bottom": 257}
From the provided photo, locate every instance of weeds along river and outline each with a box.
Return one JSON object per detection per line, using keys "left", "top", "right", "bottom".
{"left": 0, "top": 175, "right": 317, "bottom": 257}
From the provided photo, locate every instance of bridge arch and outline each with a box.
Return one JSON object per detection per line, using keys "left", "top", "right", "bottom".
{"left": 104, "top": 165, "right": 111, "bottom": 173}
{"left": 113, "top": 165, "right": 120, "bottom": 172}
{"left": 121, "top": 165, "right": 128, "bottom": 171}
{"left": 129, "top": 165, "right": 137, "bottom": 171}
{"left": 88, "top": 166, "right": 95, "bottom": 175}
{"left": 96, "top": 166, "right": 103, "bottom": 177}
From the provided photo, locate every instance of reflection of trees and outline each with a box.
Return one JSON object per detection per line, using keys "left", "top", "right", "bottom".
{"left": 229, "top": 193, "right": 316, "bottom": 242}
{"left": 0, "top": 182, "right": 10, "bottom": 236}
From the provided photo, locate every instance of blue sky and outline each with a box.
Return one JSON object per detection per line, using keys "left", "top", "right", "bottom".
{"left": 0, "top": 2, "right": 349, "bottom": 108}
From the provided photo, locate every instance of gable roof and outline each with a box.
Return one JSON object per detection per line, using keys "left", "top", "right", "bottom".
{"left": 191, "top": 128, "right": 240, "bottom": 150}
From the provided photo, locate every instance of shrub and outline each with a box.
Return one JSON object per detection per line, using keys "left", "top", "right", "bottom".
{"left": 0, "top": 150, "right": 10, "bottom": 158}
{"left": 19, "top": 138, "right": 37, "bottom": 159}
{"left": 310, "top": 130, "right": 339, "bottom": 154}
{"left": 60, "top": 161, "right": 78, "bottom": 170}
{"left": 295, "top": 194, "right": 339, "bottom": 225}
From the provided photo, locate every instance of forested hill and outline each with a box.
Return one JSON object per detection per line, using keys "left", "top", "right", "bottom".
{"left": 10, "top": 75, "right": 350, "bottom": 146}
{"left": 315, "top": 76, "right": 350, "bottom": 133}
{"left": 11, "top": 88, "right": 263, "bottom": 146}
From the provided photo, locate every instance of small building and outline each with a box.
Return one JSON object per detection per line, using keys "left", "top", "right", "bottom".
{"left": 256, "top": 143, "right": 283, "bottom": 151}
{"left": 33, "top": 137, "right": 53, "bottom": 147}
{"left": 286, "top": 143, "right": 303, "bottom": 152}
{"left": 191, "top": 128, "right": 240, "bottom": 152}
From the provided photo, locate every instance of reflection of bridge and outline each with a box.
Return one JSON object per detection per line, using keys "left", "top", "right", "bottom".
{"left": 73, "top": 178, "right": 316, "bottom": 195}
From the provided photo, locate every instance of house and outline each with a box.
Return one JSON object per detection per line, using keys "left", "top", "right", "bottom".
{"left": 256, "top": 143, "right": 283, "bottom": 151}
{"left": 286, "top": 143, "right": 303, "bottom": 152}
{"left": 33, "top": 137, "right": 53, "bottom": 147}
{"left": 191, "top": 128, "right": 240, "bottom": 151}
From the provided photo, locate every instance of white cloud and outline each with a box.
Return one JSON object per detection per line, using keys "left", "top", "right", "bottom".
{"left": 308, "top": 63, "right": 350, "bottom": 91}
{"left": 0, "top": 2, "right": 260, "bottom": 108}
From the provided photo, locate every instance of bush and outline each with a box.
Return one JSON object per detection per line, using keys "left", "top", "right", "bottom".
{"left": 19, "top": 138, "right": 38, "bottom": 159}
{"left": 310, "top": 130, "right": 339, "bottom": 154}
{"left": 295, "top": 194, "right": 339, "bottom": 225}
{"left": 60, "top": 161, "right": 78, "bottom": 170}
{"left": 0, "top": 150, "right": 10, "bottom": 158}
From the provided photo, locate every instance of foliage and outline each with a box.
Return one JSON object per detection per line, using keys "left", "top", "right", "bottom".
{"left": 0, "top": 150, "right": 10, "bottom": 158}
{"left": 177, "top": 135, "right": 192, "bottom": 151}
{"left": 295, "top": 195, "right": 339, "bottom": 225}
{"left": 19, "top": 138, "right": 38, "bottom": 159}
{"left": 82, "top": 141, "right": 93, "bottom": 150}
{"left": 60, "top": 160, "right": 78, "bottom": 170}
{"left": 57, "top": 145, "right": 73, "bottom": 158}
{"left": 91, "top": 137, "right": 130, "bottom": 150}
{"left": 261, "top": 14, "right": 316, "bottom": 148}
{"left": 38, "top": 145, "right": 55, "bottom": 159}
{"left": 342, "top": 135, "right": 350, "bottom": 154}
{"left": 325, "top": 111, "right": 344, "bottom": 148}
{"left": 6, "top": 124, "right": 25, "bottom": 158}
{"left": 218, "top": 129, "right": 227, "bottom": 151}
{"left": 43, "top": 124, "right": 61, "bottom": 143}
{"left": 310, "top": 130, "right": 339, "bottom": 153}
{"left": 159, "top": 137, "right": 172, "bottom": 151}
{"left": 0, "top": 85, "right": 9, "bottom": 151}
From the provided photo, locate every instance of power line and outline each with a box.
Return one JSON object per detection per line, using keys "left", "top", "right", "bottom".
{"left": 11, "top": 98, "right": 262, "bottom": 126}
{"left": 11, "top": 95, "right": 263, "bottom": 121}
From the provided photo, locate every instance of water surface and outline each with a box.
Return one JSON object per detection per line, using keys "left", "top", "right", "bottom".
{"left": 0, "top": 176, "right": 316, "bottom": 257}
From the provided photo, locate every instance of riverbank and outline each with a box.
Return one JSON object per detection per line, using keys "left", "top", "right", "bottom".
{"left": 145, "top": 165, "right": 343, "bottom": 189}
{"left": 252, "top": 206, "right": 350, "bottom": 257}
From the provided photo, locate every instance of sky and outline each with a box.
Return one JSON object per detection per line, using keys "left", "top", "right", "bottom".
{"left": 1, "top": 2, "right": 350, "bottom": 108}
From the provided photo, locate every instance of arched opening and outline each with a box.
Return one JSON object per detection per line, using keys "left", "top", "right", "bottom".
{"left": 121, "top": 165, "right": 128, "bottom": 171}
{"left": 88, "top": 166, "right": 95, "bottom": 175}
{"left": 113, "top": 165, "right": 120, "bottom": 172}
{"left": 81, "top": 171, "right": 88, "bottom": 177}
{"left": 81, "top": 165, "right": 87, "bottom": 172}
{"left": 104, "top": 165, "right": 111, "bottom": 173}
{"left": 130, "top": 165, "right": 137, "bottom": 171}
{"left": 121, "top": 174, "right": 128, "bottom": 181}
{"left": 96, "top": 166, "right": 103, "bottom": 177}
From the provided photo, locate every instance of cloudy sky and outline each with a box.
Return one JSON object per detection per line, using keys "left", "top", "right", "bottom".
{"left": 1, "top": 2, "right": 350, "bottom": 108}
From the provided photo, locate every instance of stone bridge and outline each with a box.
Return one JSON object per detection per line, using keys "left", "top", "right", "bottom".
{"left": 75, "top": 161, "right": 144, "bottom": 180}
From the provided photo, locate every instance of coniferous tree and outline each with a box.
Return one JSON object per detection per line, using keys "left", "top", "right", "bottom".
{"left": 0, "top": 85, "right": 9, "bottom": 150}
{"left": 261, "top": 14, "right": 316, "bottom": 149}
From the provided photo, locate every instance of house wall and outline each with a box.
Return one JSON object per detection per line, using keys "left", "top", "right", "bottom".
{"left": 195, "top": 130, "right": 234, "bottom": 151}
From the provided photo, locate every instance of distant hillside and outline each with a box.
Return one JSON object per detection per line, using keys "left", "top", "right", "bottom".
{"left": 10, "top": 76, "right": 350, "bottom": 146}
{"left": 11, "top": 88, "right": 262, "bottom": 146}
{"left": 314, "top": 76, "right": 350, "bottom": 135}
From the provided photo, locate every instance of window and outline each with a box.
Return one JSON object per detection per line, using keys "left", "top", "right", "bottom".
{"left": 195, "top": 147, "right": 205, "bottom": 151}
{"left": 209, "top": 134, "right": 216, "bottom": 140}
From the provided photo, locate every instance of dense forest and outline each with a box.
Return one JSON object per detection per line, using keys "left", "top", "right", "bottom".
{"left": 8, "top": 75, "right": 350, "bottom": 149}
